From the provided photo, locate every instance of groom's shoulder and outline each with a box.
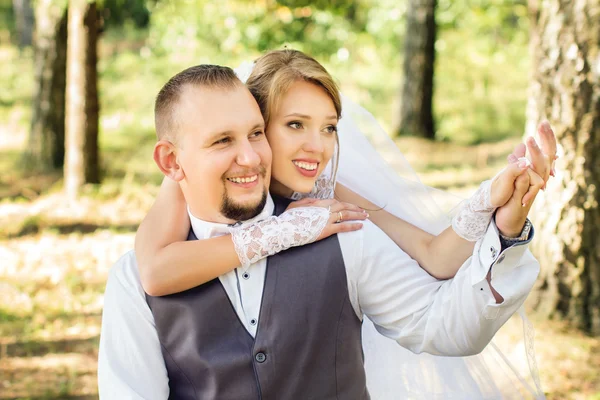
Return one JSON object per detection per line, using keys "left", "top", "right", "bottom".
{"left": 106, "top": 250, "right": 144, "bottom": 294}
{"left": 338, "top": 219, "right": 406, "bottom": 253}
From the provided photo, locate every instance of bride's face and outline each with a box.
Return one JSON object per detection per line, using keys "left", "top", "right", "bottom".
{"left": 266, "top": 80, "right": 338, "bottom": 197}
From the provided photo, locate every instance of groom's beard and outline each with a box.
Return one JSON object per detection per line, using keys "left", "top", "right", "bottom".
{"left": 221, "top": 188, "right": 268, "bottom": 221}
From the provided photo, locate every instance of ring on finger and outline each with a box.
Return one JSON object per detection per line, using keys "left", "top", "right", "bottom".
{"left": 336, "top": 211, "right": 343, "bottom": 223}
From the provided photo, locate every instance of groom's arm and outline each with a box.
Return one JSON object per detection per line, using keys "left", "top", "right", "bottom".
{"left": 341, "top": 219, "right": 538, "bottom": 356}
{"left": 98, "top": 251, "right": 169, "bottom": 399}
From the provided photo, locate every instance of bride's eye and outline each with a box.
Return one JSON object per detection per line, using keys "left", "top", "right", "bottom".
{"left": 288, "top": 121, "right": 303, "bottom": 129}
{"left": 325, "top": 125, "right": 338, "bottom": 134}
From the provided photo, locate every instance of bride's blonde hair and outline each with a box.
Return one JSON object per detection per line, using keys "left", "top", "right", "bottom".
{"left": 246, "top": 49, "right": 341, "bottom": 185}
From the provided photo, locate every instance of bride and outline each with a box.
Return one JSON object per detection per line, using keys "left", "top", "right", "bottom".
{"left": 135, "top": 49, "right": 553, "bottom": 399}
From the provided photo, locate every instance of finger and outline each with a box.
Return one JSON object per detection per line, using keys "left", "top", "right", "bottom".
{"left": 513, "top": 143, "right": 526, "bottom": 159}
{"left": 309, "top": 199, "right": 338, "bottom": 208}
{"left": 340, "top": 210, "right": 369, "bottom": 221}
{"left": 514, "top": 173, "right": 531, "bottom": 198}
{"left": 329, "top": 222, "right": 364, "bottom": 234}
{"left": 526, "top": 136, "right": 548, "bottom": 178}
{"left": 507, "top": 153, "right": 518, "bottom": 163}
{"left": 522, "top": 169, "right": 545, "bottom": 206}
{"left": 538, "top": 121, "right": 558, "bottom": 159}
{"left": 491, "top": 162, "right": 530, "bottom": 207}
{"left": 329, "top": 201, "right": 366, "bottom": 214}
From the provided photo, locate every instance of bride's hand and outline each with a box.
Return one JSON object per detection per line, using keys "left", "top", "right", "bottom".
{"left": 286, "top": 198, "right": 368, "bottom": 239}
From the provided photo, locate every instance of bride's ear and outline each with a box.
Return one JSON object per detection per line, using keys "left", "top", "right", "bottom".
{"left": 153, "top": 140, "right": 184, "bottom": 181}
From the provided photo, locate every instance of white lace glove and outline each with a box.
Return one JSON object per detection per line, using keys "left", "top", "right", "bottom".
{"left": 291, "top": 174, "right": 335, "bottom": 201}
{"left": 451, "top": 180, "right": 495, "bottom": 242}
{"left": 229, "top": 207, "right": 330, "bottom": 268}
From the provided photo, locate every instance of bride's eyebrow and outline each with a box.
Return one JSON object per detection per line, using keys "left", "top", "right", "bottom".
{"left": 284, "top": 113, "right": 337, "bottom": 120}
{"left": 284, "top": 113, "right": 311, "bottom": 119}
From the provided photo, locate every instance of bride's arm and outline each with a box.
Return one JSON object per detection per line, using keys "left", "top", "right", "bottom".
{"left": 334, "top": 184, "right": 470, "bottom": 279}
{"left": 334, "top": 161, "right": 529, "bottom": 280}
{"left": 135, "top": 177, "right": 367, "bottom": 296}
{"left": 135, "top": 177, "right": 241, "bottom": 296}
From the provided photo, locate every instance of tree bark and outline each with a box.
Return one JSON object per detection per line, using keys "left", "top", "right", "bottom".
{"left": 397, "top": 0, "right": 437, "bottom": 139}
{"left": 64, "top": 0, "right": 100, "bottom": 198}
{"left": 527, "top": 0, "right": 600, "bottom": 334}
{"left": 23, "top": 0, "right": 67, "bottom": 171}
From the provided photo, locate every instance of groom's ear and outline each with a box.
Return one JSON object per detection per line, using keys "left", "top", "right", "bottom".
{"left": 153, "top": 140, "right": 184, "bottom": 181}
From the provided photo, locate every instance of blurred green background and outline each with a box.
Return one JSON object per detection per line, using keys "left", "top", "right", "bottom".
{"left": 1, "top": 0, "right": 598, "bottom": 399}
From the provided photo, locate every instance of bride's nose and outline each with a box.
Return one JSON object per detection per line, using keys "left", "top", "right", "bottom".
{"left": 302, "top": 130, "right": 324, "bottom": 153}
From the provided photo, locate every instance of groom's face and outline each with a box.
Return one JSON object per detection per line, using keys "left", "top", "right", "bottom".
{"left": 176, "top": 84, "right": 272, "bottom": 223}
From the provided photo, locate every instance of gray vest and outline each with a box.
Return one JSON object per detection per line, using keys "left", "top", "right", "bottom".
{"left": 146, "top": 195, "right": 369, "bottom": 400}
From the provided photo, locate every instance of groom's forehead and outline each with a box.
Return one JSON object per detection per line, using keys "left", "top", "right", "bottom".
{"left": 177, "top": 85, "right": 263, "bottom": 137}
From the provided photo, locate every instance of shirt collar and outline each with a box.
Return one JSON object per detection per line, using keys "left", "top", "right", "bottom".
{"left": 188, "top": 195, "right": 275, "bottom": 239}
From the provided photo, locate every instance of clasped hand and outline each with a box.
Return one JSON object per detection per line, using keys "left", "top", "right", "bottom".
{"left": 491, "top": 121, "right": 558, "bottom": 237}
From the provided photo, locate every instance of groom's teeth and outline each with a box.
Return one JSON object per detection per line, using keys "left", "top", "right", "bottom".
{"left": 293, "top": 161, "right": 318, "bottom": 171}
{"left": 228, "top": 175, "right": 258, "bottom": 184}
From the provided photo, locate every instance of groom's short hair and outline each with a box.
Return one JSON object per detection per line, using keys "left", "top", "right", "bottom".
{"left": 154, "top": 65, "right": 242, "bottom": 142}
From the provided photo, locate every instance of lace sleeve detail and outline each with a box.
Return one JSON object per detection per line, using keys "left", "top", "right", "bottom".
{"left": 290, "top": 174, "right": 335, "bottom": 201}
{"left": 229, "top": 207, "right": 329, "bottom": 268}
{"left": 451, "top": 180, "right": 496, "bottom": 242}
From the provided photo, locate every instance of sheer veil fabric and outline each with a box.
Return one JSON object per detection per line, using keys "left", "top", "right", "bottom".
{"left": 235, "top": 61, "right": 544, "bottom": 399}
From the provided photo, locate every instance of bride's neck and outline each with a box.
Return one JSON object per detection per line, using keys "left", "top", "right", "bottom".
{"left": 269, "top": 179, "right": 295, "bottom": 199}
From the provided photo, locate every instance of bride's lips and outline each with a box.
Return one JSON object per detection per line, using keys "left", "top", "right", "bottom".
{"left": 293, "top": 159, "right": 319, "bottom": 178}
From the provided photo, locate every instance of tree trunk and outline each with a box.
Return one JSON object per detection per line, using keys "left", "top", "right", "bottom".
{"left": 12, "top": 0, "right": 35, "bottom": 48}
{"left": 23, "top": 0, "right": 67, "bottom": 171}
{"left": 64, "top": 0, "right": 100, "bottom": 198}
{"left": 527, "top": 0, "right": 600, "bottom": 334}
{"left": 397, "top": 0, "right": 437, "bottom": 139}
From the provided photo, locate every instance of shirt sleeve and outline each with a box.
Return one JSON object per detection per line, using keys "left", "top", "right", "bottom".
{"left": 340, "top": 219, "right": 539, "bottom": 357}
{"left": 97, "top": 251, "right": 169, "bottom": 399}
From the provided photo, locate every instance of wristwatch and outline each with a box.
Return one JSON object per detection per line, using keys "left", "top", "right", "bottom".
{"left": 499, "top": 219, "right": 532, "bottom": 247}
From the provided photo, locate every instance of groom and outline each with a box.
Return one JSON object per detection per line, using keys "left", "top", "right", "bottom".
{"left": 98, "top": 65, "right": 546, "bottom": 399}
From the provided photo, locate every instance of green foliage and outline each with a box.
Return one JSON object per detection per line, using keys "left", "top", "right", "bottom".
{"left": 99, "top": 0, "right": 154, "bottom": 29}
{"left": 0, "top": 0, "right": 14, "bottom": 40}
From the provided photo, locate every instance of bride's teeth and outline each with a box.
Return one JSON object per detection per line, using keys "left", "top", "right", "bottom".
{"left": 294, "top": 161, "right": 317, "bottom": 171}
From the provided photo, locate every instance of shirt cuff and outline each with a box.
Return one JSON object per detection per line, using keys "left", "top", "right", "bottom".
{"left": 470, "top": 219, "right": 535, "bottom": 298}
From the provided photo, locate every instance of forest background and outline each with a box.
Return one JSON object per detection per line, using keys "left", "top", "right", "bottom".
{"left": 0, "top": 0, "right": 598, "bottom": 398}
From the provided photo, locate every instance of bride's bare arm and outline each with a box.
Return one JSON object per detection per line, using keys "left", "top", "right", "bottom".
{"left": 135, "top": 178, "right": 367, "bottom": 296}
{"left": 334, "top": 184, "right": 472, "bottom": 279}
{"left": 334, "top": 159, "right": 529, "bottom": 280}
{"left": 135, "top": 177, "right": 241, "bottom": 296}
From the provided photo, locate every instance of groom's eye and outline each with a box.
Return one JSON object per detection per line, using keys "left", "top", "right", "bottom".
{"left": 213, "top": 137, "right": 231, "bottom": 145}
{"left": 249, "top": 130, "right": 264, "bottom": 139}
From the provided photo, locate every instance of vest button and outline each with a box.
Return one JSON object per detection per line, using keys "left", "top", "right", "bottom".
{"left": 255, "top": 352, "right": 266, "bottom": 363}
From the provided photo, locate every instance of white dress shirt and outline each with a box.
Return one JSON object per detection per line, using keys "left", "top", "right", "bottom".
{"left": 98, "top": 195, "right": 539, "bottom": 399}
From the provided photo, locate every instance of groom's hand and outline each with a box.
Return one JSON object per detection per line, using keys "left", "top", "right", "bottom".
{"left": 494, "top": 168, "right": 544, "bottom": 237}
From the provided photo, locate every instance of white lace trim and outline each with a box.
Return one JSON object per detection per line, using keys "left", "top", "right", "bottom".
{"left": 229, "top": 207, "right": 329, "bottom": 268}
{"left": 451, "top": 180, "right": 495, "bottom": 242}
{"left": 291, "top": 174, "right": 335, "bottom": 201}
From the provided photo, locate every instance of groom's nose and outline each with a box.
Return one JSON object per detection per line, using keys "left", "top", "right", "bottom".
{"left": 236, "top": 139, "right": 261, "bottom": 167}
